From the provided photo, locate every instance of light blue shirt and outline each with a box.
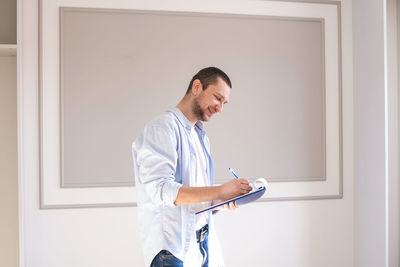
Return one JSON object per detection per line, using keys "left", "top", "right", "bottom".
{"left": 132, "top": 107, "right": 215, "bottom": 266}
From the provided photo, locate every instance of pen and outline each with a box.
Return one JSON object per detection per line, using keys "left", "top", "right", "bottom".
{"left": 228, "top": 168, "right": 239, "bottom": 179}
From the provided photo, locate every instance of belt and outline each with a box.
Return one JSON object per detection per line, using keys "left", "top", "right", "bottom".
{"left": 196, "top": 224, "right": 209, "bottom": 243}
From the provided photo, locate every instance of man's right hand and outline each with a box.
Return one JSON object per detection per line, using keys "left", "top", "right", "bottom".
{"left": 174, "top": 178, "right": 252, "bottom": 206}
{"left": 218, "top": 178, "right": 252, "bottom": 201}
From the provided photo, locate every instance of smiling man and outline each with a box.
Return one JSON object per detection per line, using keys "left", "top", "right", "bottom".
{"left": 132, "top": 67, "right": 252, "bottom": 267}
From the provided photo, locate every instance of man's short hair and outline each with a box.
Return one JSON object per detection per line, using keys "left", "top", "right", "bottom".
{"left": 186, "top": 67, "right": 232, "bottom": 95}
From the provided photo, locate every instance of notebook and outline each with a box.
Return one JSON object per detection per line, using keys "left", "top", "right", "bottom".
{"left": 195, "top": 186, "right": 266, "bottom": 215}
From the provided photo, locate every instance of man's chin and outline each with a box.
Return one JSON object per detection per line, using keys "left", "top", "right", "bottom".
{"left": 196, "top": 110, "right": 212, "bottom": 121}
{"left": 200, "top": 114, "right": 210, "bottom": 122}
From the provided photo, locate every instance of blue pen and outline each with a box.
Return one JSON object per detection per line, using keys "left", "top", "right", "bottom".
{"left": 228, "top": 168, "right": 239, "bottom": 179}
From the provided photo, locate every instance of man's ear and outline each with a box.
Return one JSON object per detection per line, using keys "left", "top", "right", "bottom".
{"left": 191, "top": 79, "right": 202, "bottom": 96}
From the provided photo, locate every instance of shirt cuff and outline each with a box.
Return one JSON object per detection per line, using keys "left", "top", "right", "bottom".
{"left": 162, "top": 181, "right": 183, "bottom": 207}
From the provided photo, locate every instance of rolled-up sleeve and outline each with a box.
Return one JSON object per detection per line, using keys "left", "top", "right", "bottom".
{"left": 133, "top": 123, "right": 183, "bottom": 207}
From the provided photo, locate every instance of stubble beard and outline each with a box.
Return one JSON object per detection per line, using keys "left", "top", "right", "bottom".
{"left": 192, "top": 98, "right": 207, "bottom": 122}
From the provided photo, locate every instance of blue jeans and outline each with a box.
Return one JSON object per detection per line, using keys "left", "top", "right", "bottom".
{"left": 199, "top": 237, "right": 209, "bottom": 267}
{"left": 150, "top": 238, "right": 209, "bottom": 267}
{"left": 150, "top": 250, "right": 183, "bottom": 267}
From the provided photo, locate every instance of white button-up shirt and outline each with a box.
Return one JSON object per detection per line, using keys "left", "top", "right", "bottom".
{"left": 132, "top": 107, "right": 223, "bottom": 266}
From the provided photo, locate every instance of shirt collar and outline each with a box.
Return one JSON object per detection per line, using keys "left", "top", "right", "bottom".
{"left": 194, "top": 120, "right": 205, "bottom": 136}
{"left": 166, "top": 107, "right": 194, "bottom": 133}
{"left": 166, "top": 107, "right": 206, "bottom": 135}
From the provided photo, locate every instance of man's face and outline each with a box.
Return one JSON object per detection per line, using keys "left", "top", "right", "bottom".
{"left": 192, "top": 78, "right": 231, "bottom": 122}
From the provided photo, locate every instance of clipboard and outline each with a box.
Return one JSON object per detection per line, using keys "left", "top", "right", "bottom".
{"left": 195, "top": 186, "right": 266, "bottom": 215}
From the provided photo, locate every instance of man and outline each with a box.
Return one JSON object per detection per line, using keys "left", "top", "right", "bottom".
{"left": 132, "top": 67, "right": 252, "bottom": 267}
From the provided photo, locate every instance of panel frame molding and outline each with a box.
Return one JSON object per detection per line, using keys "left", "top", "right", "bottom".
{"left": 38, "top": 0, "right": 343, "bottom": 208}
{"left": 60, "top": 7, "right": 327, "bottom": 187}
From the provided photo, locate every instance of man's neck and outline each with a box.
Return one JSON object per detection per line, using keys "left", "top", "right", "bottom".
{"left": 176, "top": 100, "right": 197, "bottom": 125}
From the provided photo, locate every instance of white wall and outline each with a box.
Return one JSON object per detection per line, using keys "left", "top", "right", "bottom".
{"left": 353, "top": 0, "right": 393, "bottom": 266}
{"left": 19, "top": 1, "right": 354, "bottom": 267}
{"left": 387, "top": 0, "right": 399, "bottom": 266}
{"left": 0, "top": 56, "right": 19, "bottom": 266}
{"left": 0, "top": 0, "right": 19, "bottom": 266}
{"left": 396, "top": 8, "right": 400, "bottom": 266}
{"left": 397, "top": 0, "right": 400, "bottom": 263}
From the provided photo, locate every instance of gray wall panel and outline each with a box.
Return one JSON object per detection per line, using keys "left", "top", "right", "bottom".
{"left": 61, "top": 8, "right": 325, "bottom": 187}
